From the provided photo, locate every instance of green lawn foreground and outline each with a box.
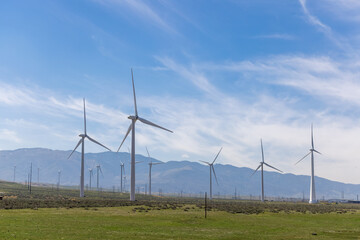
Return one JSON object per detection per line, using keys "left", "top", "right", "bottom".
{"left": 0, "top": 206, "right": 359, "bottom": 240}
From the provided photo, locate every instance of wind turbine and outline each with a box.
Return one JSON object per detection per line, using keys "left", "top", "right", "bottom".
{"left": 88, "top": 168, "right": 94, "bottom": 190}
{"left": 117, "top": 69, "right": 173, "bottom": 201}
{"left": 68, "top": 98, "right": 111, "bottom": 197}
{"left": 96, "top": 164, "right": 103, "bottom": 191}
{"left": 146, "top": 147, "right": 163, "bottom": 196}
{"left": 295, "top": 124, "right": 321, "bottom": 204}
{"left": 251, "top": 139, "right": 283, "bottom": 202}
{"left": 120, "top": 162, "right": 125, "bottom": 193}
{"left": 199, "top": 147, "right": 222, "bottom": 200}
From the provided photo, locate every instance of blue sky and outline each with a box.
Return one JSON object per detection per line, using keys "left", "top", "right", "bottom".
{"left": 1, "top": 0, "right": 360, "bottom": 184}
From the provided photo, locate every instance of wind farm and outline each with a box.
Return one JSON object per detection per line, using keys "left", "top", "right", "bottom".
{"left": 1, "top": 0, "right": 360, "bottom": 239}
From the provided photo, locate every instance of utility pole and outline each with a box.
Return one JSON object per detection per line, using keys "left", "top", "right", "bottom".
{"left": 13, "top": 166, "right": 16, "bottom": 182}
{"left": 205, "top": 192, "right": 207, "bottom": 219}
{"left": 57, "top": 170, "right": 61, "bottom": 191}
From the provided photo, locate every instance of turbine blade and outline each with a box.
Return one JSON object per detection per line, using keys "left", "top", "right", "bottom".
{"left": 261, "top": 139, "right": 265, "bottom": 163}
{"left": 117, "top": 124, "right": 132, "bottom": 152}
{"left": 68, "top": 138, "right": 83, "bottom": 159}
{"left": 264, "top": 162, "right": 283, "bottom": 173}
{"left": 295, "top": 152, "right": 311, "bottom": 165}
{"left": 311, "top": 124, "right": 314, "bottom": 149}
{"left": 199, "top": 160, "right": 211, "bottom": 165}
{"left": 138, "top": 117, "right": 173, "bottom": 133}
{"left": 100, "top": 166, "right": 103, "bottom": 176}
{"left": 135, "top": 161, "right": 143, "bottom": 164}
{"left": 152, "top": 162, "right": 163, "bottom": 165}
{"left": 251, "top": 165, "right": 261, "bottom": 177}
{"left": 83, "top": 98, "right": 87, "bottom": 135}
{"left": 131, "top": 68, "right": 138, "bottom": 117}
{"left": 212, "top": 147, "right": 223, "bottom": 164}
{"left": 146, "top": 147, "right": 150, "bottom": 158}
{"left": 313, "top": 149, "right": 322, "bottom": 155}
{"left": 86, "top": 135, "right": 111, "bottom": 152}
{"left": 212, "top": 165, "right": 219, "bottom": 185}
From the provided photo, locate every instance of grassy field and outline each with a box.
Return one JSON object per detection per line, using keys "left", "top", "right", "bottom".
{"left": 0, "top": 181, "right": 360, "bottom": 239}
{"left": 0, "top": 206, "right": 359, "bottom": 239}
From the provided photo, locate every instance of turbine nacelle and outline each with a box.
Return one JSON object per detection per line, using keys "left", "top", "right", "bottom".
{"left": 128, "top": 115, "right": 137, "bottom": 120}
{"left": 79, "top": 134, "right": 86, "bottom": 138}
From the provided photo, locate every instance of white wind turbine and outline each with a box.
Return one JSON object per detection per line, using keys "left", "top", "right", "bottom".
{"left": 295, "top": 124, "right": 321, "bottom": 204}
{"left": 199, "top": 147, "right": 222, "bottom": 200}
{"left": 96, "top": 164, "right": 103, "bottom": 191}
{"left": 120, "top": 162, "right": 125, "bottom": 193}
{"left": 88, "top": 168, "right": 94, "bottom": 190}
{"left": 117, "top": 69, "right": 173, "bottom": 201}
{"left": 251, "top": 139, "right": 283, "bottom": 202}
{"left": 68, "top": 98, "right": 111, "bottom": 197}
{"left": 146, "top": 147, "right": 163, "bottom": 196}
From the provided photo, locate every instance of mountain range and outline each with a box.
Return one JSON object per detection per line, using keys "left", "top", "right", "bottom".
{"left": 0, "top": 148, "right": 359, "bottom": 200}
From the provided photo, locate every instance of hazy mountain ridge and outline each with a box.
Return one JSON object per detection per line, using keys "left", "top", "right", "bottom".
{"left": 0, "top": 148, "right": 359, "bottom": 200}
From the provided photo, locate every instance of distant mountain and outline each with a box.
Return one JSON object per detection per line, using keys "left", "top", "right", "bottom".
{"left": 0, "top": 148, "right": 359, "bottom": 200}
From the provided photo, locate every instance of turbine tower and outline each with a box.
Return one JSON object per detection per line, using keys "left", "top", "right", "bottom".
{"left": 96, "top": 164, "right": 103, "bottom": 191}
{"left": 117, "top": 69, "right": 173, "bottom": 201}
{"left": 146, "top": 147, "right": 162, "bottom": 196}
{"left": 295, "top": 124, "right": 321, "bottom": 204}
{"left": 68, "top": 98, "right": 111, "bottom": 197}
{"left": 88, "top": 168, "right": 94, "bottom": 190}
{"left": 199, "top": 147, "right": 222, "bottom": 200}
{"left": 251, "top": 139, "right": 283, "bottom": 202}
{"left": 120, "top": 162, "right": 125, "bottom": 193}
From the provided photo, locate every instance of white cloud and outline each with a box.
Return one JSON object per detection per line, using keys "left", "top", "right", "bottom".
{"left": 181, "top": 154, "right": 189, "bottom": 159}
{"left": 214, "top": 55, "right": 360, "bottom": 107}
{"left": 0, "top": 129, "right": 21, "bottom": 145}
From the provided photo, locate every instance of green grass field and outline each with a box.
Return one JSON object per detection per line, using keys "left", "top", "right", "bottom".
{"left": 0, "top": 181, "right": 360, "bottom": 239}
{"left": 0, "top": 206, "right": 359, "bottom": 239}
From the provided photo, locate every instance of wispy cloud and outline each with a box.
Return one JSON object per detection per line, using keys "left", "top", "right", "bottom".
{"left": 298, "top": 0, "right": 353, "bottom": 53}
{"left": 94, "top": 0, "right": 177, "bottom": 34}
{"left": 320, "top": 0, "right": 360, "bottom": 22}
{"left": 253, "top": 34, "right": 296, "bottom": 40}
{"left": 155, "top": 56, "right": 222, "bottom": 97}
{"left": 0, "top": 81, "right": 130, "bottom": 150}
{"left": 213, "top": 55, "right": 360, "bottom": 107}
